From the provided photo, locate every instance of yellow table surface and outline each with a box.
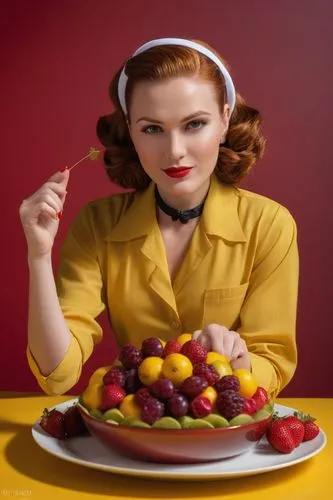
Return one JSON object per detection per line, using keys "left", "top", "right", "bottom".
{"left": 0, "top": 393, "right": 331, "bottom": 500}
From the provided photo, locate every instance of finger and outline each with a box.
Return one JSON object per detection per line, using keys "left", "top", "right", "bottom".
{"left": 44, "top": 182, "right": 68, "bottom": 197}
{"left": 48, "top": 168, "right": 70, "bottom": 187}
{"left": 44, "top": 184, "right": 67, "bottom": 207}
{"left": 230, "top": 355, "right": 246, "bottom": 370}
{"left": 229, "top": 342, "right": 241, "bottom": 361}
{"left": 238, "top": 338, "right": 248, "bottom": 356}
{"left": 209, "top": 335, "right": 225, "bottom": 355}
{"left": 193, "top": 332, "right": 211, "bottom": 351}
{"left": 38, "top": 200, "right": 59, "bottom": 219}
{"left": 59, "top": 168, "right": 70, "bottom": 188}
{"left": 206, "top": 325, "right": 230, "bottom": 354}
{"left": 232, "top": 337, "right": 248, "bottom": 360}
{"left": 231, "top": 352, "right": 251, "bottom": 371}
{"left": 43, "top": 185, "right": 66, "bottom": 202}
{"left": 23, "top": 201, "right": 58, "bottom": 225}
{"left": 41, "top": 204, "right": 60, "bottom": 221}
{"left": 230, "top": 338, "right": 249, "bottom": 366}
{"left": 192, "top": 330, "right": 202, "bottom": 341}
{"left": 33, "top": 192, "right": 63, "bottom": 214}
{"left": 60, "top": 190, "right": 68, "bottom": 204}
{"left": 227, "top": 333, "right": 243, "bottom": 360}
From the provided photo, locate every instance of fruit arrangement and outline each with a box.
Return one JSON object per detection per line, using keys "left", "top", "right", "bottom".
{"left": 79, "top": 335, "right": 272, "bottom": 430}
{"left": 38, "top": 334, "right": 321, "bottom": 456}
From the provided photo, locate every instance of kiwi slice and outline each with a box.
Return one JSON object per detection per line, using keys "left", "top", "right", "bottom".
{"left": 262, "top": 403, "right": 274, "bottom": 413}
{"left": 121, "top": 415, "right": 138, "bottom": 426}
{"left": 102, "top": 408, "right": 124, "bottom": 423}
{"left": 105, "top": 419, "right": 119, "bottom": 426}
{"left": 229, "top": 414, "right": 254, "bottom": 426}
{"left": 152, "top": 417, "right": 182, "bottom": 429}
{"left": 178, "top": 416, "right": 195, "bottom": 428}
{"left": 187, "top": 419, "right": 215, "bottom": 429}
{"left": 204, "top": 414, "right": 230, "bottom": 428}
{"left": 129, "top": 419, "right": 151, "bottom": 428}
{"left": 253, "top": 409, "right": 271, "bottom": 421}
{"left": 89, "top": 409, "right": 103, "bottom": 419}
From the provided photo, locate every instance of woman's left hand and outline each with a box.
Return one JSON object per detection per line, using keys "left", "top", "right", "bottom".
{"left": 192, "top": 323, "right": 251, "bottom": 371}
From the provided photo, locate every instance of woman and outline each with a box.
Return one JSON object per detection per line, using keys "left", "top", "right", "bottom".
{"left": 19, "top": 38, "right": 298, "bottom": 398}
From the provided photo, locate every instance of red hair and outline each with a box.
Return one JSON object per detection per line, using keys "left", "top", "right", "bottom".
{"left": 97, "top": 42, "right": 265, "bottom": 190}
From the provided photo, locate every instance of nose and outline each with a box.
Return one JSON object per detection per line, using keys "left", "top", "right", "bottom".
{"left": 165, "top": 131, "right": 186, "bottom": 162}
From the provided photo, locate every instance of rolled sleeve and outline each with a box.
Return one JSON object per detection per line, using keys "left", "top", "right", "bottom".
{"left": 239, "top": 206, "right": 299, "bottom": 398}
{"left": 26, "top": 336, "right": 82, "bottom": 395}
{"left": 27, "top": 204, "right": 105, "bottom": 395}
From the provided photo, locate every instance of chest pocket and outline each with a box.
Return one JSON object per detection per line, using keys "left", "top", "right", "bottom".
{"left": 202, "top": 282, "right": 249, "bottom": 330}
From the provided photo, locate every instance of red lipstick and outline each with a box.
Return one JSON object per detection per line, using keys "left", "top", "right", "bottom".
{"left": 163, "top": 167, "right": 192, "bottom": 178}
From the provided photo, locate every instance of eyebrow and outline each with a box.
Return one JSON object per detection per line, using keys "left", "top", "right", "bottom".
{"left": 136, "top": 111, "right": 211, "bottom": 124}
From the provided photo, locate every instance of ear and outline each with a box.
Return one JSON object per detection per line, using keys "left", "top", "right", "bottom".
{"left": 219, "top": 104, "right": 230, "bottom": 143}
{"left": 222, "top": 103, "right": 230, "bottom": 127}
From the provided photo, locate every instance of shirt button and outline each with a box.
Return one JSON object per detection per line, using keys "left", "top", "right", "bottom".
{"left": 172, "top": 319, "right": 181, "bottom": 330}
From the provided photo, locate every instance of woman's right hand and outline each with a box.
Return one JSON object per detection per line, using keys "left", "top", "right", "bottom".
{"left": 19, "top": 169, "right": 70, "bottom": 259}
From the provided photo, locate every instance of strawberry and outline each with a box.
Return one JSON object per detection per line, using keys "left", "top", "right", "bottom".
{"left": 181, "top": 340, "right": 207, "bottom": 364}
{"left": 63, "top": 404, "right": 87, "bottom": 438}
{"left": 101, "top": 384, "right": 126, "bottom": 410}
{"left": 266, "top": 418, "right": 296, "bottom": 453}
{"left": 243, "top": 397, "right": 257, "bottom": 415}
{"left": 252, "top": 387, "right": 268, "bottom": 410}
{"left": 40, "top": 408, "right": 66, "bottom": 439}
{"left": 283, "top": 415, "right": 305, "bottom": 446}
{"left": 190, "top": 396, "right": 212, "bottom": 418}
{"left": 292, "top": 411, "right": 320, "bottom": 442}
{"left": 303, "top": 420, "right": 320, "bottom": 441}
{"left": 162, "top": 340, "right": 182, "bottom": 358}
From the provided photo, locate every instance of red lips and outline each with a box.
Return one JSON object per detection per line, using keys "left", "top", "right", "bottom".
{"left": 163, "top": 167, "right": 192, "bottom": 178}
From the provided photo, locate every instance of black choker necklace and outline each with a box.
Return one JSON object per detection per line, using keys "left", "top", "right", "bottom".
{"left": 155, "top": 188, "right": 205, "bottom": 224}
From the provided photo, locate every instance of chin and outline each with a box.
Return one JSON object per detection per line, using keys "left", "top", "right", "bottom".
{"left": 163, "top": 176, "right": 210, "bottom": 197}
{"left": 162, "top": 180, "right": 197, "bottom": 196}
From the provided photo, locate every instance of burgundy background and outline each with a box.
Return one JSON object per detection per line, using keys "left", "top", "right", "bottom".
{"left": 1, "top": 1, "right": 332, "bottom": 396}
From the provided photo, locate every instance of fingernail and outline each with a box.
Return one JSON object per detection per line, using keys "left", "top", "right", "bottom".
{"left": 60, "top": 167, "right": 69, "bottom": 172}
{"left": 57, "top": 211, "right": 63, "bottom": 219}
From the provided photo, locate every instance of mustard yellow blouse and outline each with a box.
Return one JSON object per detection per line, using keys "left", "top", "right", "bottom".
{"left": 27, "top": 176, "right": 299, "bottom": 398}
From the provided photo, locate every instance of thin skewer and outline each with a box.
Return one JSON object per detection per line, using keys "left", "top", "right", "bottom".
{"left": 55, "top": 147, "right": 101, "bottom": 221}
{"left": 68, "top": 147, "right": 100, "bottom": 171}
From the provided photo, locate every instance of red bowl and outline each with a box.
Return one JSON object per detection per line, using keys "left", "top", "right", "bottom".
{"left": 78, "top": 405, "right": 272, "bottom": 464}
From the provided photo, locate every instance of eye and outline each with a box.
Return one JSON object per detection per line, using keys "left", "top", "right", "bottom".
{"left": 141, "top": 125, "right": 163, "bottom": 134}
{"left": 186, "top": 120, "right": 207, "bottom": 131}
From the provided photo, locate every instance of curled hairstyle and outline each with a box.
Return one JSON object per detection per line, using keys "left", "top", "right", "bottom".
{"left": 97, "top": 42, "right": 266, "bottom": 190}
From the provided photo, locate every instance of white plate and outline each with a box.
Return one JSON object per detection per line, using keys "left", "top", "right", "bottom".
{"left": 32, "top": 399, "right": 327, "bottom": 481}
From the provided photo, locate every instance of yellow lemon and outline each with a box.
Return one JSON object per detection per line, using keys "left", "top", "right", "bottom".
{"left": 201, "top": 386, "right": 218, "bottom": 406}
{"left": 176, "top": 333, "right": 192, "bottom": 346}
{"left": 211, "top": 359, "right": 233, "bottom": 378}
{"left": 87, "top": 365, "right": 113, "bottom": 386}
{"left": 162, "top": 353, "right": 193, "bottom": 386}
{"left": 138, "top": 356, "right": 164, "bottom": 386}
{"left": 81, "top": 383, "right": 104, "bottom": 411}
{"left": 233, "top": 368, "right": 258, "bottom": 398}
{"left": 119, "top": 394, "right": 141, "bottom": 419}
{"left": 206, "top": 352, "right": 230, "bottom": 365}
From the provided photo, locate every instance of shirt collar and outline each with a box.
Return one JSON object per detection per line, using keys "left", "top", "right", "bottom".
{"left": 202, "top": 175, "right": 247, "bottom": 242}
{"left": 105, "top": 182, "right": 156, "bottom": 241}
{"left": 105, "top": 175, "right": 247, "bottom": 243}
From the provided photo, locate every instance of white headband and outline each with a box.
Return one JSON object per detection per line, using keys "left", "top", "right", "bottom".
{"left": 117, "top": 37, "right": 236, "bottom": 116}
